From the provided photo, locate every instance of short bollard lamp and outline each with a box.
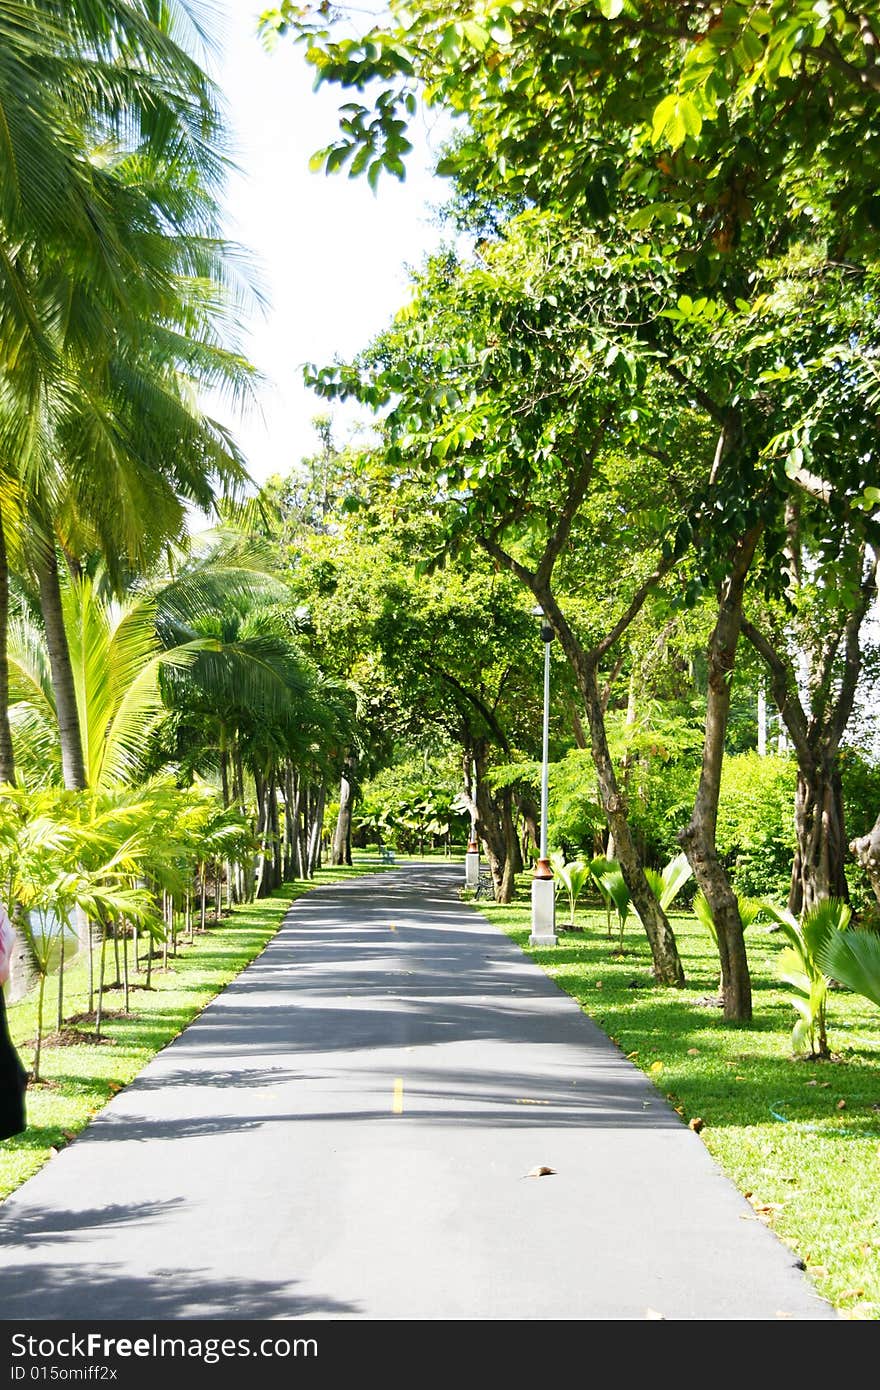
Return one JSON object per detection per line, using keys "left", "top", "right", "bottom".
{"left": 529, "top": 605, "right": 557, "bottom": 947}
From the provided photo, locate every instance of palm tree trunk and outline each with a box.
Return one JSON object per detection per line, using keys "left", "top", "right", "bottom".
{"left": 332, "top": 767, "right": 354, "bottom": 866}
{"left": 56, "top": 929, "right": 65, "bottom": 1032}
{"left": 269, "top": 774, "right": 282, "bottom": 888}
{"left": 33, "top": 969, "right": 46, "bottom": 1084}
{"left": 6, "top": 909, "right": 39, "bottom": 1003}
{"left": 254, "top": 769, "right": 268, "bottom": 898}
{"left": 298, "top": 777, "right": 310, "bottom": 878}
{"left": 95, "top": 917, "right": 108, "bottom": 1037}
{"left": 0, "top": 515, "right": 42, "bottom": 1001}
{"left": 0, "top": 506, "right": 17, "bottom": 786}
{"left": 307, "top": 784, "right": 325, "bottom": 877}
{"left": 32, "top": 539, "right": 98, "bottom": 971}
{"left": 33, "top": 539, "right": 86, "bottom": 790}
{"left": 121, "top": 922, "right": 129, "bottom": 1013}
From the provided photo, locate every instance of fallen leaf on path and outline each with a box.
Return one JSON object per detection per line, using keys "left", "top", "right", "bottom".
{"left": 688, "top": 1117, "right": 704, "bottom": 1133}
{"left": 525, "top": 1165, "right": 555, "bottom": 1178}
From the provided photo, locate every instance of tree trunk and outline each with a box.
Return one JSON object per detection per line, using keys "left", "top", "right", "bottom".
{"left": 307, "top": 784, "right": 325, "bottom": 877}
{"left": 33, "top": 540, "right": 86, "bottom": 789}
{"left": 33, "top": 540, "right": 96, "bottom": 960}
{"left": 285, "top": 765, "right": 303, "bottom": 879}
{"left": 789, "top": 759, "right": 849, "bottom": 915}
{"left": 254, "top": 768, "right": 268, "bottom": 898}
{"left": 470, "top": 744, "right": 509, "bottom": 901}
{"left": 851, "top": 809, "right": 880, "bottom": 908}
{"left": 0, "top": 506, "right": 17, "bottom": 786}
{"left": 0, "top": 524, "right": 35, "bottom": 1001}
{"left": 332, "top": 768, "right": 354, "bottom": 866}
{"left": 297, "top": 776, "right": 310, "bottom": 878}
{"left": 268, "top": 775, "right": 283, "bottom": 888}
{"left": 579, "top": 657, "right": 684, "bottom": 985}
{"left": 743, "top": 545, "right": 876, "bottom": 918}
{"left": 499, "top": 787, "right": 522, "bottom": 902}
{"left": 219, "top": 731, "right": 230, "bottom": 808}
{"left": 6, "top": 907, "right": 39, "bottom": 1002}
{"left": 529, "top": 595, "right": 683, "bottom": 983}
{"left": 680, "top": 527, "right": 762, "bottom": 1022}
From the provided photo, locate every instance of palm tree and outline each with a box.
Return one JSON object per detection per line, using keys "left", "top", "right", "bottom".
{"left": 0, "top": 3, "right": 257, "bottom": 794}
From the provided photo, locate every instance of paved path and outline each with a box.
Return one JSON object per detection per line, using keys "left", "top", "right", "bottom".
{"left": 0, "top": 865, "right": 833, "bottom": 1320}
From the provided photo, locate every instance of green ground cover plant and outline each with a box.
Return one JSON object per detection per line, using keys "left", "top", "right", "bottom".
{"left": 479, "top": 877, "right": 880, "bottom": 1320}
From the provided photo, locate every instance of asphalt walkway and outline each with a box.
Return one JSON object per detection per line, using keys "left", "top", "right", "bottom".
{"left": 0, "top": 865, "right": 834, "bottom": 1320}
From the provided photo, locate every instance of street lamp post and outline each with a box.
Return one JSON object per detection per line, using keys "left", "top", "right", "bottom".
{"left": 530, "top": 607, "right": 557, "bottom": 947}
{"left": 465, "top": 758, "right": 480, "bottom": 889}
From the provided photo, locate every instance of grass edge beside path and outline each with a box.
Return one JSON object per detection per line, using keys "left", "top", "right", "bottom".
{"left": 473, "top": 881, "right": 880, "bottom": 1322}
{"left": 0, "top": 860, "right": 390, "bottom": 1203}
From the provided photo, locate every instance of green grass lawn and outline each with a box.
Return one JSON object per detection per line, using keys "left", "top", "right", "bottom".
{"left": 0, "top": 861, "right": 388, "bottom": 1203}
{"left": 478, "top": 877, "right": 880, "bottom": 1320}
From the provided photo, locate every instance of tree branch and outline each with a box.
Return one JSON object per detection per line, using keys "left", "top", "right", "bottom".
{"left": 535, "top": 418, "right": 609, "bottom": 588}
{"left": 600, "top": 651, "right": 626, "bottom": 713}
{"left": 741, "top": 616, "right": 812, "bottom": 764}
{"left": 830, "top": 549, "right": 879, "bottom": 746}
{"left": 811, "top": 35, "right": 880, "bottom": 90}
{"left": 789, "top": 465, "right": 880, "bottom": 551}
{"left": 430, "top": 665, "right": 511, "bottom": 753}
{"left": 593, "top": 556, "right": 676, "bottom": 663}
{"left": 660, "top": 359, "right": 728, "bottom": 427}
{"left": 478, "top": 534, "right": 536, "bottom": 589}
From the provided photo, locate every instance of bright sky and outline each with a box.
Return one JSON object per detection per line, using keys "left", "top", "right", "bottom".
{"left": 204, "top": 4, "right": 450, "bottom": 487}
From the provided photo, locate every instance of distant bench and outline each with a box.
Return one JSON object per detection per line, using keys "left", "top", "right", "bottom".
{"left": 380, "top": 848, "right": 396, "bottom": 863}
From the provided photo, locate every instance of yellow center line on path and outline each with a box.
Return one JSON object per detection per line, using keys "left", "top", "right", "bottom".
{"left": 392, "top": 1078, "right": 404, "bottom": 1114}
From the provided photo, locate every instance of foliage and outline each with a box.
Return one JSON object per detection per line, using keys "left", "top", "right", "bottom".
{"left": 644, "top": 852, "right": 693, "bottom": 911}
{"left": 550, "top": 852, "right": 592, "bottom": 927}
{"left": 692, "top": 888, "right": 767, "bottom": 950}
{"left": 358, "top": 750, "right": 467, "bottom": 851}
{"left": 715, "top": 754, "right": 798, "bottom": 897}
{"left": 594, "top": 860, "right": 632, "bottom": 950}
{"left": 763, "top": 898, "right": 852, "bottom": 1057}
{"left": 818, "top": 928, "right": 880, "bottom": 1013}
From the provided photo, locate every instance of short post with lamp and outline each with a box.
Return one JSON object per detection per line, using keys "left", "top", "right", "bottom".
{"left": 529, "top": 606, "right": 557, "bottom": 946}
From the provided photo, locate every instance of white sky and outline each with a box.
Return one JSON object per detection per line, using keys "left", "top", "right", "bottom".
{"left": 203, "top": 4, "right": 450, "bottom": 487}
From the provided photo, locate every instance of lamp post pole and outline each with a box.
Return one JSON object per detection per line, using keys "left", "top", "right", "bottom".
{"left": 465, "top": 758, "right": 480, "bottom": 890}
{"left": 530, "top": 610, "right": 557, "bottom": 946}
